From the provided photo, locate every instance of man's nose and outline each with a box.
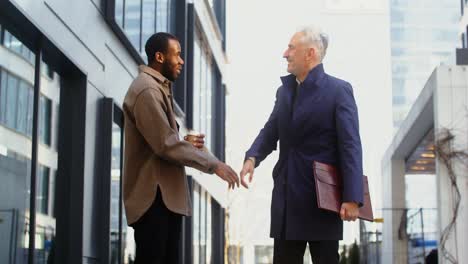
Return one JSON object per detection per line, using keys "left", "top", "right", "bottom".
{"left": 283, "top": 50, "right": 289, "bottom": 59}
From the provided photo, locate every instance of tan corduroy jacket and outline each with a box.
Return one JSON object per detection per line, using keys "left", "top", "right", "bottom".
{"left": 123, "top": 65, "right": 219, "bottom": 225}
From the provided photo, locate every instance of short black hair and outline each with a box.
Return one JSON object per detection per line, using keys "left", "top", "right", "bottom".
{"left": 145, "top": 32, "right": 179, "bottom": 65}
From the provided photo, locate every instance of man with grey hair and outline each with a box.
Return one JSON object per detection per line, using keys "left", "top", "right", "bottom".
{"left": 240, "top": 26, "right": 364, "bottom": 263}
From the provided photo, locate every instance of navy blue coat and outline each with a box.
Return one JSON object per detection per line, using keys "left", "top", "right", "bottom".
{"left": 245, "top": 64, "right": 364, "bottom": 241}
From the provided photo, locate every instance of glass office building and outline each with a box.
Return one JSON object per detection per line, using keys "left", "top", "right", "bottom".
{"left": 390, "top": 0, "right": 459, "bottom": 128}
{"left": 0, "top": 0, "right": 227, "bottom": 263}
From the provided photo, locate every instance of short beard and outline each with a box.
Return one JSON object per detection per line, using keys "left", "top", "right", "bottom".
{"left": 161, "top": 62, "right": 176, "bottom": 82}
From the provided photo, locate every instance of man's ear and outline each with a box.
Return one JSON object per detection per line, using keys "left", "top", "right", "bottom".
{"left": 307, "top": 47, "right": 316, "bottom": 61}
{"left": 155, "top": 51, "right": 165, "bottom": 64}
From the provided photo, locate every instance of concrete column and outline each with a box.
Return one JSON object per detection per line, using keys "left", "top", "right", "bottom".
{"left": 381, "top": 158, "right": 408, "bottom": 264}
{"left": 434, "top": 66, "right": 468, "bottom": 264}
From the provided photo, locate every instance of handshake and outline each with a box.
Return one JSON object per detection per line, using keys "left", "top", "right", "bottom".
{"left": 184, "top": 132, "right": 254, "bottom": 190}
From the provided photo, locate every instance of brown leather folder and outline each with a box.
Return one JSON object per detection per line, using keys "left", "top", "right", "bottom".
{"left": 313, "top": 161, "right": 374, "bottom": 222}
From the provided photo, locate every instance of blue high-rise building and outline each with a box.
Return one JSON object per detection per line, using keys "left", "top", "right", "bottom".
{"left": 390, "top": 0, "right": 459, "bottom": 128}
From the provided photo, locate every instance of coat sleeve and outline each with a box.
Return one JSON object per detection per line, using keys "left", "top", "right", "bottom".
{"left": 335, "top": 82, "right": 364, "bottom": 206}
{"left": 245, "top": 88, "right": 281, "bottom": 167}
{"left": 133, "top": 88, "right": 219, "bottom": 174}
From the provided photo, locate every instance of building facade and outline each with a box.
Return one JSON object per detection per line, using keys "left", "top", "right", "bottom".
{"left": 381, "top": 65, "right": 468, "bottom": 264}
{"left": 390, "top": 0, "right": 459, "bottom": 128}
{"left": 0, "top": 0, "right": 228, "bottom": 263}
{"left": 381, "top": 1, "right": 468, "bottom": 263}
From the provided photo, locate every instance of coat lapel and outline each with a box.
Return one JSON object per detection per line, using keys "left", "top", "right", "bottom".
{"left": 279, "top": 64, "right": 327, "bottom": 134}
{"left": 280, "top": 74, "right": 296, "bottom": 116}
{"left": 290, "top": 64, "right": 326, "bottom": 128}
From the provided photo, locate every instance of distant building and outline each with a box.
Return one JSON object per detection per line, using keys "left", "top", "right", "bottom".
{"left": 382, "top": 1, "right": 468, "bottom": 263}
{"left": 390, "top": 0, "right": 459, "bottom": 128}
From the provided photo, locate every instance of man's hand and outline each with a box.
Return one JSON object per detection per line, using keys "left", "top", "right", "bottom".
{"left": 340, "top": 202, "right": 359, "bottom": 221}
{"left": 240, "top": 159, "right": 255, "bottom": 188}
{"left": 184, "top": 133, "right": 205, "bottom": 149}
{"left": 214, "top": 162, "right": 240, "bottom": 189}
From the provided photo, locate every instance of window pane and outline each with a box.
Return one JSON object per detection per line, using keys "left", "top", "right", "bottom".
{"left": 4, "top": 30, "right": 35, "bottom": 63}
{"left": 41, "top": 98, "right": 52, "bottom": 146}
{"left": 39, "top": 96, "right": 45, "bottom": 143}
{"left": 41, "top": 62, "right": 54, "bottom": 80}
{"left": 193, "top": 186, "right": 200, "bottom": 264}
{"left": 193, "top": 38, "right": 201, "bottom": 131}
{"left": 206, "top": 195, "right": 212, "bottom": 264}
{"left": 200, "top": 54, "right": 207, "bottom": 138}
{"left": 39, "top": 96, "right": 51, "bottom": 146}
{"left": 200, "top": 190, "right": 206, "bottom": 264}
{"left": 110, "top": 124, "right": 121, "bottom": 264}
{"left": 5, "top": 73, "right": 18, "bottom": 129}
{"left": 36, "top": 165, "right": 49, "bottom": 214}
{"left": 16, "top": 81, "right": 29, "bottom": 134}
{"left": 206, "top": 62, "right": 213, "bottom": 151}
{"left": 37, "top": 60, "right": 59, "bottom": 263}
{"left": 0, "top": 70, "right": 7, "bottom": 124}
{"left": 156, "top": 0, "right": 169, "bottom": 32}
{"left": 4, "top": 31, "right": 22, "bottom": 54}
{"left": 142, "top": 0, "right": 156, "bottom": 55}
{"left": 125, "top": 0, "right": 142, "bottom": 51}
{"left": 26, "top": 88, "right": 34, "bottom": 137}
{"left": 0, "top": 31, "right": 35, "bottom": 262}
{"left": 115, "top": 0, "right": 124, "bottom": 28}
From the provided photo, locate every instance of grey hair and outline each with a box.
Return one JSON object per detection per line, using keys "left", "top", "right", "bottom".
{"left": 297, "top": 26, "right": 329, "bottom": 62}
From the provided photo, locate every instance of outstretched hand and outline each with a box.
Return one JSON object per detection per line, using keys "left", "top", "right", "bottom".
{"left": 240, "top": 159, "right": 255, "bottom": 188}
{"left": 214, "top": 162, "right": 240, "bottom": 189}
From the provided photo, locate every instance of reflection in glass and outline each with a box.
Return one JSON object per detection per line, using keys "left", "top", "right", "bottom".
{"left": 115, "top": 0, "right": 174, "bottom": 59}
{"left": 200, "top": 52, "right": 207, "bottom": 143}
{"left": 206, "top": 194, "right": 212, "bottom": 263}
{"left": 193, "top": 37, "right": 201, "bottom": 132}
{"left": 39, "top": 96, "right": 51, "bottom": 146}
{"left": 36, "top": 166, "right": 50, "bottom": 215}
{"left": 0, "top": 69, "right": 52, "bottom": 144}
{"left": 16, "top": 82, "right": 29, "bottom": 134}
{"left": 26, "top": 88, "right": 33, "bottom": 136}
{"left": 200, "top": 190, "right": 206, "bottom": 264}
{"left": 0, "top": 71, "right": 6, "bottom": 123}
{"left": 193, "top": 187, "right": 200, "bottom": 264}
{"left": 192, "top": 33, "right": 215, "bottom": 152}
{"left": 142, "top": 0, "right": 156, "bottom": 56}
{"left": 205, "top": 64, "right": 213, "bottom": 151}
{"left": 37, "top": 54, "right": 59, "bottom": 264}
{"left": 115, "top": 0, "right": 124, "bottom": 28}
{"left": 5, "top": 73, "right": 19, "bottom": 129}
{"left": 0, "top": 28, "right": 35, "bottom": 262}
{"left": 110, "top": 123, "right": 136, "bottom": 264}
{"left": 3, "top": 30, "right": 35, "bottom": 64}
{"left": 125, "top": 0, "right": 142, "bottom": 51}
{"left": 156, "top": 0, "right": 169, "bottom": 33}
{"left": 110, "top": 124, "right": 121, "bottom": 263}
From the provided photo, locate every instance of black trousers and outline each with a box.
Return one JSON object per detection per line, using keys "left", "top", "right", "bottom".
{"left": 273, "top": 239, "right": 339, "bottom": 264}
{"left": 131, "top": 188, "right": 182, "bottom": 264}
